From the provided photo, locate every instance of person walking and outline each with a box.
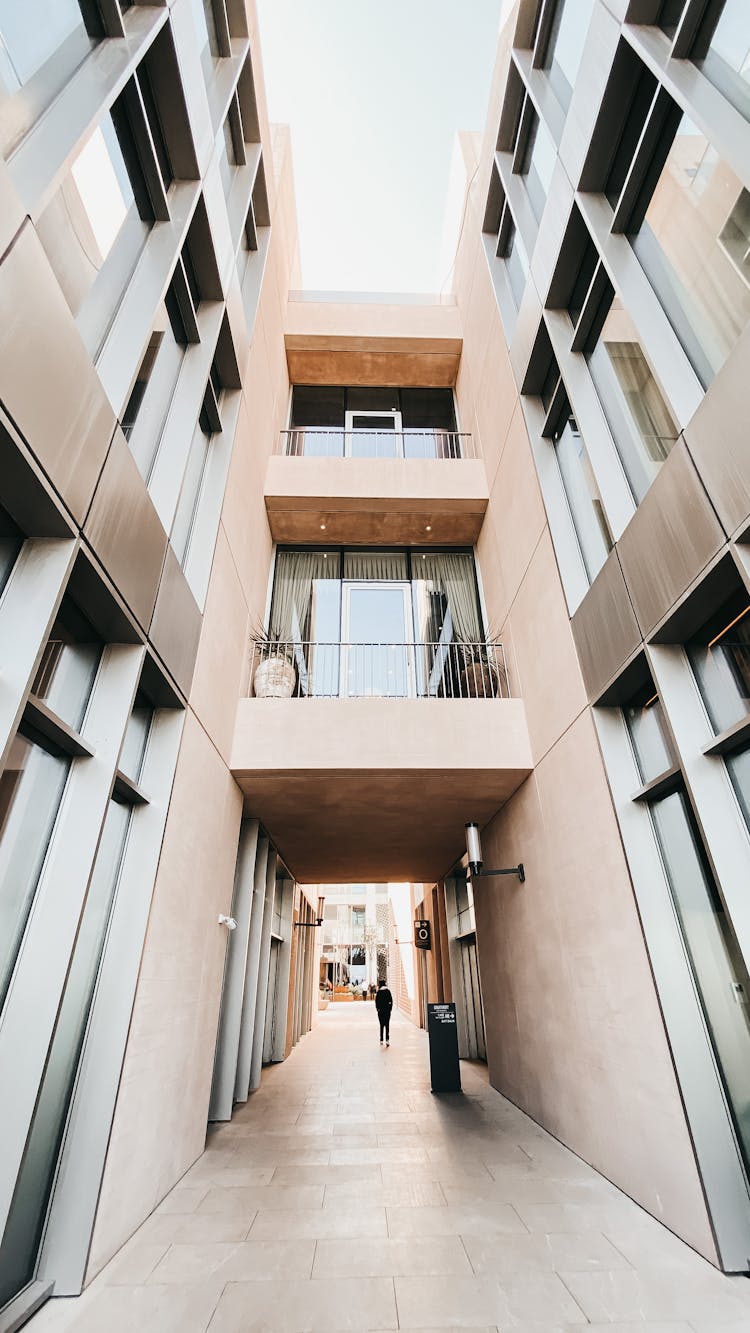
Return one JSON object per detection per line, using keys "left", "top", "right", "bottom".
{"left": 375, "top": 979, "right": 393, "bottom": 1046}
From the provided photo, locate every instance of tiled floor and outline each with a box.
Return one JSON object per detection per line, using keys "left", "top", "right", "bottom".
{"left": 28, "top": 1005, "right": 750, "bottom": 1331}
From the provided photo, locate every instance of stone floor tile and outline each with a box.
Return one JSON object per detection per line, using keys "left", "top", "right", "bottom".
{"left": 208, "top": 1276, "right": 398, "bottom": 1331}
{"left": 394, "top": 1272, "right": 586, "bottom": 1327}
{"left": 462, "top": 1229, "right": 633, "bottom": 1275}
{"left": 249, "top": 1205, "right": 388, "bottom": 1240}
{"left": 558, "top": 1268, "right": 750, "bottom": 1323}
{"left": 313, "top": 1235, "right": 472, "bottom": 1278}
{"left": 386, "top": 1201, "right": 527, "bottom": 1238}
{"left": 324, "top": 1178, "right": 446, "bottom": 1207}
{"left": 148, "top": 1238, "right": 316, "bottom": 1283}
{"left": 138, "top": 1211, "right": 254, "bottom": 1244}
{"left": 155, "top": 1186, "right": 209, "bottom": 1215}
{"left": 196, "top": 1183, "right": 324, "bottom": 1213}
{"left": 99, "top": 1239, "right": 171, "bottom": 1285}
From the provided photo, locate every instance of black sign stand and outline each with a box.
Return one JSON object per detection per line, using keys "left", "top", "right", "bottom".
{"left": 427, "top": 1002, "right": 461, "bottom": 1093}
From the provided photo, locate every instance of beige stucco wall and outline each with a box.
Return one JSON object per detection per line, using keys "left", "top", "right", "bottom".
{"left": 452, "top": 10, "right": 717, "bottom": 1262}
{"left": 86, "top": 121, "right": 297, "bottom": 1280}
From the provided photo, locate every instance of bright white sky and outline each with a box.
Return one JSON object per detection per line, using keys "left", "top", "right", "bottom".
{"left": 256, "top": 0, "right": 506, "bottom": 293}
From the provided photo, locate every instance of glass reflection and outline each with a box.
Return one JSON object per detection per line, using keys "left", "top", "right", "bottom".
{"left": 587, "top": 298, "right": 679, "bottom": 502}
{"left": 650, "top": 789, "right": 750, "bottom": 1176}
{"left": 696, "top": 0, "right": 750, "bottom": 122}
{"left": 521, "top": 113, "right": 557, "bottom": 223}
{"left": 545, "top": 0, "right": 596, "bottom": 110}
{"left": 687, "top": 600, "right": 750, "bottom": 734}
{"left": 554, "top": 416, "right": 613, "bottom": 582}
{"left": 633, "top": 114, "right": 750, "bottom": 385}
{"left": 624, "top": 692, "right": 675, "bottom": 784}
{"left": 0, "top": 798, "right": 130, "bottom": 1308}
{"left": 32, "top": 599, "right": 102, "bottom": 731}
{"left": 0, "top": 735, "right": 70, "bottom": 1010}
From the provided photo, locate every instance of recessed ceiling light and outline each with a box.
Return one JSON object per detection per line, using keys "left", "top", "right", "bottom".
{"left": 425, "top": 524, "right": 432, "bottom": 531}
{"left": 320, "top": 522, "right": 326, "bottom": 530}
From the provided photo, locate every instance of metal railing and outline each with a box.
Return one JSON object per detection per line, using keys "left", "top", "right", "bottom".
{"left": 278, "top": 428, "right": 476, "bottom": 460}
{"left": 249, "top": 640, "right": 508, "bottom": 700}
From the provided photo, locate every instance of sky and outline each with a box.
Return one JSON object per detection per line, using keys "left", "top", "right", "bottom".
{"left": 256, "top": 0, "right": 507, "bottom": 294}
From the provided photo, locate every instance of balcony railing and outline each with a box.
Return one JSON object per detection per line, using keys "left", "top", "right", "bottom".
{"left": 277, "top": 428, "right": 476, "bottom": 460}
{"left": 249, "top": 640, "right": 508, "bottom": 700}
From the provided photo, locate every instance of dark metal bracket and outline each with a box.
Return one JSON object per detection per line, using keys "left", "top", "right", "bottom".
{"left": 468, "top": 864, "right": 525, "bottom": 884}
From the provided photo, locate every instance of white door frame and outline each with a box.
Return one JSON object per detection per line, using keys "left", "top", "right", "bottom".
{"left": 341, "top": 580, "right": 413, "bottom": 696}
{"left": 344, "top": 409, "right": 402, "bottom": 458}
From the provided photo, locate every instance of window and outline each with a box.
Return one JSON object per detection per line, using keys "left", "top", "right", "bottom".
{"left": 0, "top": 0, "right": 97, "bottom": 155}
{"left": 504, "top": 223, "right": 530, "bottom": 308}
{"left": 263, "top": 547, "right": 486, "bottom": 699}
{"left": 631, "top": 113, "right": 750, "bottom": 386}
{"left": 171, "top": 418, "right": 211, "bottom": 566}
{"left": 189, "top": 0, "right": 221, "bottom": 81}
{"left": 122, "top": 298, "right": 186, "bottom": 480}
{"left": 287, "top": 386, "right": 460, "bottom": 459}
{"left": 657, "top": 0, "right": 688, "bottom": 38}
{"left": 624, "top": 685, "right": 750, "bottom": 1178}
{"left": 554, "top": 415, "right": 613, "bottom": 582}
{"left": 0, "top": 503, "right": 22, "bottom": 597}
{"left": 0, "top": 794, "right": 131, "bottom": 1309}
{"left": 36, "top": 102, "right": 152, "bottom": 352}
{"left": 0, "top": 734, "right": 70, "bottom": 1011}
{"left": 694, "top": 0, "right": 750, "bottom": 122}
{"left": 687, "top": 591, "right": 750, "bottom": 833}
{"left": 519, "top": 109, "right": 557, "bottom": 223}
{"left": 31, "top": 596, "right": 102, "bottom": 731}
{"left": 587, "top": 297, "right": 679, "bottom": 502}
{"left": 543, "top": 0, "right": 596, "bottom": 111}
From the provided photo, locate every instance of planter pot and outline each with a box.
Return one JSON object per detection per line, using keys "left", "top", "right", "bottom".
{"left": 459, "top": 661, "right": 503, "bottom": 698}
{"left": 254, "top": 655, "right": 296, "bottom": 698}
{"left": 318, "top": 996, "right": 329, "bottom": 1011}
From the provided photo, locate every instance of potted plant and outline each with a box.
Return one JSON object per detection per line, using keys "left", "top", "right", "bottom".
{"left": 249, "top": 621, "right": 297, "bottom": 698}
{"left": 456, "top": 633, "right": 507, "bottom": 699}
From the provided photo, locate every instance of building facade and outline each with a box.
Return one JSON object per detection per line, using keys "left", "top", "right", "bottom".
{"left": 2, "top": 0, "right": 750, "bottom": 1325}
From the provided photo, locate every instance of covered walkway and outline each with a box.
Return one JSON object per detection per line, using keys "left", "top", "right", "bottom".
{"left": 29, "top": 1006, "right": 750, "bottom": 1331}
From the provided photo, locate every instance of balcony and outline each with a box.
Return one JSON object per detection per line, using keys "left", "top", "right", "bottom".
{"left": 230, "top": 639, "right": 533, "bottom": 883}
{"left": 264, "top": 428, "right": 488, "bottom": 546}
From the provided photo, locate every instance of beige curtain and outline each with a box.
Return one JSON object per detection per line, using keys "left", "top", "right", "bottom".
{"left": 343, "top": 553, "right": 408, "bottom": 582}
{"left": 269, "top": 551, "right": 334, "bottom": 641}
{"left": 417, "top": 552, "right": 481, "bottom": 642}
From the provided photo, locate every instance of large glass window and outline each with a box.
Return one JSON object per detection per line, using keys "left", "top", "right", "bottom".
{"left": 625, "top": 688, "right": 676, "bottom": 784}
{"left": 544, "top": 0, "right": 596, "bottom": 111}
{"left": 287, "top": 386, "right": 459, "bottom": 460}
{"left": 263, "top": 548, "right": 486, "bottom": 699}
{"left": 36, "top": 107, "right": 150, "bottom": 352}
{"left": 0, "top": 1, "right": 96, "bottom": 155}
{"left": 687, "top": 596, "right": 750, "bottom": 735}
{"left": 695, "top": 0, "right": 750, "bottom": 122}
{"left": 125, "top": 299, "right": 186, "bottom": 482}
{"left": 189, "top": 0, "right": 221, "bottom": 82}
{"left": 31, "top": 597, "right": 102, "bottom": 731}
{"left": 505, "top": 223, "right": 529, "bottom": 309}
{"left": 587, "top": 298, "right": 679, "bottom": 502}
{"left": 0, "top": 734, "right": 70, "bottom": 1010}
{"left": 554, "top": 415, "right": 613, "bottom": 582}
{"left": 520, "top": 111, "right": 557, "bottom": 223}
{"left": 650, "top": 789, "right": 750, "bottom": 1176}
{"left": 0, "top": 503, "right": 22, "bottom": 597}
{"left": 632, "top": 114, "right": 750, "bottom": 386}
{"left": 0, "top": 796, "right": 131, "bottom": 1309}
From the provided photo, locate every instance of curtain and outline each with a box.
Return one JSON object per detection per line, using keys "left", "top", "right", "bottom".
{"left": 343, "top": 553, "right": 408, "bottom": 582}
{"left": 269, "top": 550, "right": 335, "bottom": 641}
{"left": 416, "top": 552, "right": 481, "bottom": 642}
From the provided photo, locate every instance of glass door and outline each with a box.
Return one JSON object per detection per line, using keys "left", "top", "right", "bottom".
{"left": 342, "top": 583, "right": 412, "bottom": 696}
{"left": 345, "top": 410, "right": 402, "bottom": 459}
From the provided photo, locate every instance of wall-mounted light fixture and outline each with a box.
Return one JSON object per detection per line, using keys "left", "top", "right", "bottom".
{"left": 295, "top": 918, "right": 324, "bottom": 928}
{"left": 465, "top": 822, "right": 524, "bottom": 883}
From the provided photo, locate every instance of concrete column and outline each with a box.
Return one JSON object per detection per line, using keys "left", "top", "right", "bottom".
{"left": 248, "top": 850, "right": 277, "bottom": 1094}
{"left": 234, "top": 835, "right": 269, "bottom": 1103}
{"left": 271, "top": 879, "right": 295, "bottom": 1063}
{"left": 208, "top": 818, "right": 260, "bottom": 1121}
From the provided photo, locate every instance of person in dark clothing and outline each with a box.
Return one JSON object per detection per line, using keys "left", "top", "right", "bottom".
{"left": 375, "top": 980, "right": 393, "bottom": 1045}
